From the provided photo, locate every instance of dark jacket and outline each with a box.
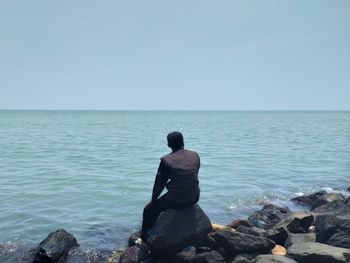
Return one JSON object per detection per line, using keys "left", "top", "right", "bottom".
{"left": 152, "top": 149, "right": 200, "bottom": 203}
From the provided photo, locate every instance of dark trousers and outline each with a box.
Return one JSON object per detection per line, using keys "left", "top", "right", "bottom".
{"left": 141, "top": 194, "right": 198, "bottom": 241}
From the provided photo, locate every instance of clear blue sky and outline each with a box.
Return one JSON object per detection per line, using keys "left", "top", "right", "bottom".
{"left": 0, "top": 1, "right": 349, "bottom": 110}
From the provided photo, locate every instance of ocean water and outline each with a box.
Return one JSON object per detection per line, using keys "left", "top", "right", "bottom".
{"left": 0, "top": 110, "right": 349, "bottom": 250}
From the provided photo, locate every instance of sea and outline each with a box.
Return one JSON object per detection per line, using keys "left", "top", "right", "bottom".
{"left": 0, "top": 110, "right": 349, "bottom": 252}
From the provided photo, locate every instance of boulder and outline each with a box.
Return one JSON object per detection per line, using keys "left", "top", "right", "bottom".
{"left": 172, "top": 246, "right": 197, "bottom": 262}
{"left": 236, "top": 226, "right": 266, "bottom": 236}
{"left": 231, "top": 255, "right": 251, "bottom": 263}
{"left": 128, "top": 231, "right": 141, "bottom": 247}
{"left": 291, "top": 191, "right": 345, "bottom": 209}
{"left": 195, "top": 250, "right": 226, "bottom": 263}
{"left": 287, "top": 242, "right": 350, "bottom": 263}
{"left": 227, "top": 219, "right": 252, "bottom": 229}
{"left": 118, "top": 246, "right": 150, "bottom": 263}
{"left": 231, "top": 257, "right": 250, "bottom": 263}
{"left": 172, "top": 246, "right": 226, "bottom": 263}
{"left": 315, "top": 215, "right": 350, "bottom": 248}
{"left": 312, "top": 199, "right": 350, "bottom": 216}
{"left": 33, "top": 229, "right": 78, "bottom": 263}
{"left": 264, "top": 227, "right": 289, "bottom": 246}
{"left": 146, "top": 204, "right": 213, "bottom": 256}
{"left": 284, "top": 233, "right": 316, "bottom": 248}
{"left": 286, "top": 214, "right": 314, "bottom": 233}
{"left": 251, "top": 255, "right": 298, "bottom": 263}
{"left": 213, "top": 229, "right": 275, "bottom": 257}
{"left": 248, "top": 204, "right": 292, "bottom": 229}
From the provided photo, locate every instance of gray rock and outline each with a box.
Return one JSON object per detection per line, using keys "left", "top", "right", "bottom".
{"left": 284, "top": 233, "right": 316, "bottom": 248}
{"left": 118, "top": 246, "right": 150, "bottom": 263}
{"left": 128, "top": 231, "right": 141, "bottom": 247}
{"left": 315, "top": 214, "right": 350, "bottom": 248}
{"left": 312, "top": 199, "right": 350, "bottom": 216}
{"left": 147, "top": 204, "right": 213, "bottom": 256}
{"left": 264, "top": 227, "right": 289, "bottom": 246}
{"left": 33, "top": 229, "right": 78, "bottom": 263}
{"left": 195, "top": 250, "right": 226, "bottom": 263}
{"left": 251, "top": 255, "right": 298, "bottom": 263}
{"left": 248, "top": 204, "right": 292, "bottom": 229}
{"left": 231, "top": 254, "right": 251, "bottom": 263}
{"left": 288, "top": 242, "right": 350, "bottom": 263}
{"left": 286, "top": 214, "right": 314, "bottom": 233}
{"left": 213, "top": 230, "right": 275, "bottom": 257}
{"left": 227, "top": 219, "right": 253, "bottom": 229}
{"left": 347, "top": 186, "right": 350, "bottom": 192}
{"left": 291, "top": 191, "right": 345, "bottom": 209}
{"left": 236, "top": 226, "right": 266, "bottom": 236}
{"left": 172, "top": 246, "right": 197, "bottom": 262}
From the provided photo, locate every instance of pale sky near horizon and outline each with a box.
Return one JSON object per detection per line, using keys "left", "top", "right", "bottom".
{"left": 0, "top": 1, "right": 349, "bottom": 110}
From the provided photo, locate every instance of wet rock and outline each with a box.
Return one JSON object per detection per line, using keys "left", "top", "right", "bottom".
{"left": 347, "top": 186, "right": 350, "bottom": 192}
{"left": 227, "top": 219, "right": 252, "bottom": 229}
{"left": 236, "top": 226, "right": 266, "bottom": 236}
{"left": 0, "top": 243, "right": 35, "bottom": 263}
{"left": 264, "top": 227, "right": 289, "bottom": 246}
{"left": 128, "top": 231, "right": 141, "bottom": 247}
{"left": 286, "top": 214, "right": 314, "bottom": 233}
{"left": 195, "top": 250, "right": 226, "bottom": 263}
{"left": 248, "top": 204, "right": 292, "bottom": 229}
{"left": 213, "top": 229, "right": 275, "bottom": 257}
{"left": 315, "top": 214, "right": 350, "bottom": 248}
{"left": 284, "top": 233, "right": 316, "bottom": 248}
{"left": 66, "top": 249, "right": 123, "bottom": 263}
{"left": 118, "top": 246, "right": 150, "bottom": 263}
{"left": 251, "top": 255, "right": 298, "bottom": 263}
{"left": 147, "top": 204, "right": 213, "bottom": 256}
{"left": 231, "top": 255, "right": 251, "bottom": 263}
{"left": 312, "top": 199, "right": 350, "bottom": 216}
{"left": 291, "top": 191, "right": 345, "bottom": 209}
{"left": 172, "top": 246, "right": 196, "bottom": 262}
{"left": 288, "top": 242, "right": 350, "bottom": 263}
{"left": 33, "top": 229, "right": 78, "bottom": 263}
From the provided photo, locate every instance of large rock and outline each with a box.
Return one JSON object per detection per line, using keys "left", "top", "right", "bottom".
{"left": 173, "top": 246, "right": 226, "bottom": 263}
{"left": 118, "top": 246, "right": 149, "bottom": 263}
{"left": 286, "top": 214, "right": 314, "bottom": 233}
{"left": 213, "top": 229, "right": 275, "bottom": 257}
{"left": 33, "top": 229, "right": 78, "bottom": 263}
{"left": 264, "top": 227, "right": 289, "bottom": 246}
{"left": 312, "top": 199, "right": 350, "bottom": 216}
{"left": 251, "top": 255, "right": 298, "bottom": 263}
{"left": 288, "top": 242, "right": 350, "bottom": 263}
{"left": 146, "top": 204, "right": 213, "bottom": 256}
{"left": 284, "top": 233, "right": 316, "bottom": 248}
{"left": 248, "top": 204, "right": 292, "bottom": 229}
{"left": 315, "top": 215, "right": 350, "bottom": 248}
{"left": 236, "top": 226, "right": 266, "bottom": 236}
{"left": 291, "top": 191, "right": 345, "bottom": 210}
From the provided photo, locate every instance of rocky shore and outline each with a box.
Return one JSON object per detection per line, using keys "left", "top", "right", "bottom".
{"left": 1, "top": 188, "right": 350, "bottom": 263}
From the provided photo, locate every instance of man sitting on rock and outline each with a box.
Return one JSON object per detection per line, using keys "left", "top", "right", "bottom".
{"left": 137, "top": 131, "right": 201, "bottom": 247}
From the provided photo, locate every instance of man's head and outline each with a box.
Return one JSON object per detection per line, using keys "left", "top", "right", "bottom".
{"left": 167, "top": 131, "right": 184, "bottom": 151}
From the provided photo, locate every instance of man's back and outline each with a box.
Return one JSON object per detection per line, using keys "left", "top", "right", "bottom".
{"left": 162, "top": 149, "right": 200, "bottom": 203}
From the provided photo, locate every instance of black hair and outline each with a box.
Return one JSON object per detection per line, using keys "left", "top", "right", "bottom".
{"left": 167, "top": 131, "right": 184, "bottom": 151}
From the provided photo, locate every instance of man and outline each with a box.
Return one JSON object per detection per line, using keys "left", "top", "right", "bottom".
{"left": 138, "top": 131, "right": 201, "bottom": 244}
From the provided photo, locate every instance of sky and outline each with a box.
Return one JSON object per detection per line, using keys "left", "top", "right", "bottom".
{"left": 0, "top": 1, "right": 349, "bottom": 110}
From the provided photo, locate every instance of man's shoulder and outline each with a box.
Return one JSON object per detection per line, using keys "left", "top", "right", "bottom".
{"left": 162, "top": 149, "right": 199, "bottom": 159}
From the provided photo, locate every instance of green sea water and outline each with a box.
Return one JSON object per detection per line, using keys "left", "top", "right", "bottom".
{"left": 0, "top": 110, "right": 349, "bottom": 249}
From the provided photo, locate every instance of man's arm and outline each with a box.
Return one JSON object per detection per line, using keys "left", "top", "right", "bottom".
{"left": 151, "top": 159, "right": 169, "bottom": 202}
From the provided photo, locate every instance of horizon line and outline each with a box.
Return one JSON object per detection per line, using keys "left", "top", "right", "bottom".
{"left": 0, "top": 109, "right": 349, "bottom": 112}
